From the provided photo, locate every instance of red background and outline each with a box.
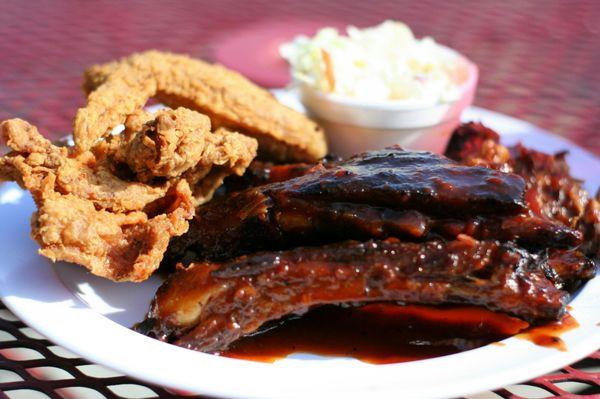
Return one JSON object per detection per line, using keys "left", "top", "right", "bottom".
{"left": 0, "top": 0, "right": 598, "bottom": 154}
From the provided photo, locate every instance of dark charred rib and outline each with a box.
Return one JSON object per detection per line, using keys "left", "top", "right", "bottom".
{"left": 273, "top": 148, "right": 526, "bottom": 216}
{"left": 225, "top": 149, "right": 527, "bottom": 214}
{"left": 167, "top": 147, "right": 538, "bottom": 263}
{"left": 445, "top": 122, "right": 599, "bottom": 258}
{"left": 166, "top": 184, "right": 579, "bottom": 265}
{"left": 220, "top": 161, "right": 318, "bottom": 193}
{"left": 445, "top": 122, "right": 509, "bottom": 171}
{"left": 432, "top": 213, "right": 581, "bottom": 250}
{"left": 277, "top": 197, "right": 581, "bottom": 248}
{"left": 221, "top": 156, "right": 342, "bottom": 193}
{"left": 138, "top": 238, "right": 573, "bottom": 352}
{"left": 541, "top": 248, "right": 597, "bottom": 291}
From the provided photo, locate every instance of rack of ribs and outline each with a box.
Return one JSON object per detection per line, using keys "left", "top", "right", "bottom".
{"left": 138, "top": 237, "right": 595, "bottom": 352}
{"left": 167, "top": 147, "right": 582, "bottom": 264}
{"left": 143, "top": 125, "right": 597, "bottom": 353}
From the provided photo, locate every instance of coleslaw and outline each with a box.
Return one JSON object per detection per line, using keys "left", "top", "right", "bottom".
{"left": 280, "top": 21, "right": 465, "bottom": 105}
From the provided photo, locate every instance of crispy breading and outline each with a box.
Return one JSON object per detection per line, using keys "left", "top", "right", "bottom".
{"left": 0, "top": 112, "right": 257, "bottom": 282}
{"left": 78, "top": 50, "right": 327, "bottom": 162}
{"left": 116, "top": 109, "right": 212, "bottom": 181}
{"left": 32, "top": 182, "right": 193, "bottom": 282}
{"left": 107, "top": 108, "right": 257, "bottom": 205}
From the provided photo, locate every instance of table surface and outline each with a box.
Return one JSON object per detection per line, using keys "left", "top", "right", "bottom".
{"left": 0, "top": 1, "right": 598, "bottom": 398}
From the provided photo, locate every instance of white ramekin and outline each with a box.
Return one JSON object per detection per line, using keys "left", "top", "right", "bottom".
{"left": 298, "top": 48, "right": 479, "bottom": 157}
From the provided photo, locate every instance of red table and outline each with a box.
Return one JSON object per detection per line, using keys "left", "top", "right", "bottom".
{"left": 0, "top": 0, "right": 598, "bottom": 154}
{"left": 0, "top": 1, "right": 598, "bottom": 398}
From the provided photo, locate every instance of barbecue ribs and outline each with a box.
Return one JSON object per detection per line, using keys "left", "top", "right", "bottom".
{"left": 142, "top": 125, "right": 597, "bottom": 354}
{"left": 167, "top": 147, "right": 582, "bottom": 263}
{"left": 138, "top": 237, "right": 594, "bottom": 352}
{"left": 446, "top": 122, "right": 600, "bottom": 258}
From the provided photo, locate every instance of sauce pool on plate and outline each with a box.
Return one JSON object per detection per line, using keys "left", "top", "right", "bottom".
{"left": 516, "top": 314, "right": 579, "bottom": 351}
{"left": 220, "top": 304, "right": 579, "bottom": 363}
{"left": 219, "top": 303, "right": 532, "bottom": 364}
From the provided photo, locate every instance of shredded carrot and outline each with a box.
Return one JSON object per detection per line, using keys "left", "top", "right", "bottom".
{"left": 321, "top": 49, "right": 335, "bottom": 92}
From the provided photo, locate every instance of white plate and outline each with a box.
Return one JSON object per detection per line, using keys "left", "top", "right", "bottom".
{"left": 0, "top": 91, "right": 598, "bottom": 399}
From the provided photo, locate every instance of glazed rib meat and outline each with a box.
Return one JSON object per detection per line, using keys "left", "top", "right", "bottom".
{"left": 446, "top": 122, "right": 600, "bottom": 258}
{"left": 220, "top": 156, "right": 340, "bottom": 194}
{"left": 167, "top": 147, "right": 583, "bottom": 263}
{"left": 138, "top": 237, "right": 595, "bottom": 352}
{"left": 446, "top": 122, "right": 588, "bottom": 225}
{"left": 268, "top": 148, "right": 527, "bottom": 215}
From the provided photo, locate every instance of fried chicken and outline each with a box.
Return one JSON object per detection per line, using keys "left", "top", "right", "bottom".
{"left": 104, "top": 108, "right": 258, "bottom": 205}
{"left": 32, "top": 182, "right": 193, "bottom": 282}
{"left": 0, "top": 109, "right": 257, "bottom": 282}
{"left": 78, "top": 50, "right": 327, "bottom": 162}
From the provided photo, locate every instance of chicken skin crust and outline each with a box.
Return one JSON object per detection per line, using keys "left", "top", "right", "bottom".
{"left": 0, "top": 109, "right": 256, "bottom": 282}
{"left": 104, "top": 108, "right": 258, "bottom": 206}
{"left": 77, "top": 50, "right": 327, "bottom": 162}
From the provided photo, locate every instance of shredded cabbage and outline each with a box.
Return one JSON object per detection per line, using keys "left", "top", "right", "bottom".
{"left": 280, "top": 21, "right": 464, "bottom": 105}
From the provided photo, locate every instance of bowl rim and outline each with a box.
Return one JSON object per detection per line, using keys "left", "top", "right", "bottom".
{"left": 295, "top": 45, "right": 479, "bottom": 111}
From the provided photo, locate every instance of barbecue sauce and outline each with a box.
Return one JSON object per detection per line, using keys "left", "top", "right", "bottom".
{"left": 516, "top": 313, "right": 579, "bottom": 351}
{"left": 220, "top": 304, "right": 531, "bottom": 364}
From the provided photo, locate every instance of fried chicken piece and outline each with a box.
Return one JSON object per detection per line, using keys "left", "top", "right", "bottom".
{"left": 0, "top": 119, "right": 167, "bottom": 213}
{"left": 32, "top": 182, "right": 193, "bottom": 282}
{"left": 114, "top": 108, "right": 213, "bottom": 181}
{"left": 0, "top": 112, "right": 256, "bottom": 282}
{"left": 78, "top": 50, "right": 327, "bottom": 162}
{"left": 104, "top": 108, "right": 258, "bottom": 205}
